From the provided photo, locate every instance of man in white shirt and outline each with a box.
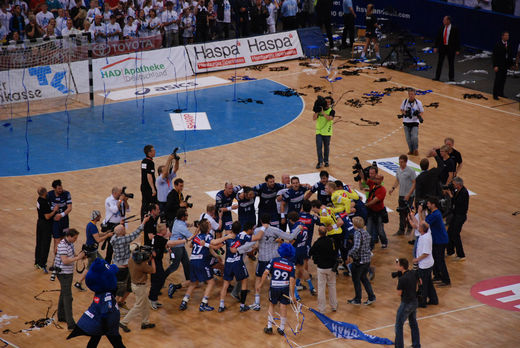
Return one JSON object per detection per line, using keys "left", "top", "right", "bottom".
{"left": 103, "top": 186, "right": 131, "bottom": 263}
{"left": 105, "top": 14, "right": 121, "bottom": 42}
{"left": 90, "top": 15, "right": 106, "bottom": 43}
{"left": 36, "top": 3, "right": 55, "bottom": 30}
{"left": 162, "top": 1, "right": 179, "bottom": 47}
{"left": 409, "top": 215, "right": 438, "bottom": 308}
{"left": 0, "top": 3, "right": 13, "bottom": 32}
{"left": 55, "top": 8, "right": 68, "bottom": 36}
{"left": 199, "top": 204, "right": 223, "bottom": 237}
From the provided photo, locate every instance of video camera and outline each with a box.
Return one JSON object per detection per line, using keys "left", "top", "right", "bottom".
{"left": 313, "top": 95, "right": 333, "bottom": 113}
{"left": 184, "top": 195, "right": 193, "bottom": 208}
{"left": 121, "top": 186, "right": 134, "bottom": 199}
{"left": 397, "top": 108, "right": 423, "bottom": 123}
{"left": 82, "top": 242, "right": 99, "bottom": 257}
{"left": 132, "top": 245, "right": 153, "bottom": 264}
{"left": 352, "top": 157, "right": 376, "bottom": 182}
{"left": 171, "top": 147, "right": 180, "bottom": 161}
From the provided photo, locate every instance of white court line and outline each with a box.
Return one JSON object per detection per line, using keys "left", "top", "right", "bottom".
{"left": 298, "top": 303, "right": 486, "bottom": 347}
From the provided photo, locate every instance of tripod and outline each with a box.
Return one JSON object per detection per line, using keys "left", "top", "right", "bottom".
{"left": 380, "top": 36, "right": 417, "bottom": 70}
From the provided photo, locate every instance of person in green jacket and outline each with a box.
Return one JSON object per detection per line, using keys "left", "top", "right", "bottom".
{"left": 313, "top": 96, "right": 335, "bottom": 169}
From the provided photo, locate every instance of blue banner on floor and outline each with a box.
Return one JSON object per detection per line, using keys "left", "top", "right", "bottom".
{"left": 309, "top": 308, "right": 394, "bottom": 345}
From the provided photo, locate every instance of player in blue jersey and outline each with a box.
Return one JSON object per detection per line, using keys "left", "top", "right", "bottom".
{"left": 260, "top": 243, "right": 296, "bottom": 336}
{"left": 280, "top": 176, "right": 310, "bottom": 227}
{"left": 299, "top": 199, "right": 321, "bottom": 276}
{"left": 179, "top": 220, "right": 233, "bottom": 312}
{"left": 287, "top": 211, "right": 316, "bottom": 299}
{"left": 218, "top": 221, "right": 260, "bottom": 312}
{"left": 48, "top": 179, "right": 72, "bottom": 281}
{"left": 236, "top": 186, "right": 257, "bottom": 229}
{"left": 215, "top": 182, "right": 241, "bottom": 232}
{"left": 304, "top": 170, "right": 332, "bottom": 206}
{"left": 253, "top": 174, "right": 286, "bottom": 228}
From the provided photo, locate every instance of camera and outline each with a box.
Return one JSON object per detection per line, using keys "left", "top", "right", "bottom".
{"left": 417, "top": 200, "right": 427, "bottom": 210}
{"left": 184, "top": 195, "right": 193, "bottom": 208}
{"left": 352, "top": 157, "right": 376, "bottom": 182}
{"left": 171, "top": 147, "right": 180, "bottom": 161}
{"left": 313, "top": 96, "right": 329, "bottom": 113}
{"left": 82, "top": 243, "right": 99, "bottom": 257}
{"left": 391, "top": 270, "right": 403, "bottom": 278}
{"left": 121, "top": 186, "right": 134, "bottom": 199}
{"left": 132, "top": 245, "right": 153, "bottom": 264}
{"left": 441, "top": 182, "right": 454, "bottom": 191}
{"left": 396, "top": 201, "right": 412, "bottom": 214}
{"left": 397, "top": 109, "right": 423, "bottom": 123}
{"left": 49, "top": 266, "right": 62, "bottom": 273}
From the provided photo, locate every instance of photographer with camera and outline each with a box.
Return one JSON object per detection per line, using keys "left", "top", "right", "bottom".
{"left": 419, "top": 198, "right": 451, "bottom": 287}
{"left": 165, "top": 178, "right": 191, "bottom": 231}
{"left": 53, "top": 228, "right": 86, "bottom": 330}
{"left": 313, "top": 96, "right": 335, "bottom": 169}
{"left": 102, "top": 187, "right": 131, "bottom": 264}
{"left": 394, "top": 258, "right": 421, "bottom": 348}
{"left": 399, "top": 88, "right": 424, "bottom": 156}
{"left": 347, "top": 217, "right": 376, "bottom": 305}
{"left": 359, "top": 166, "right": 388, "bottom": 249}
{"left": 74, "top": 210, "right": 114, "bottom": 292}
{"left": 446, "top": 177, "right": 469, "bottom": 261}
{"left": 390, "top": 155, "right": 416, "bottom": 236}
{"left": 156, "top": 148, "right": 181, "bottom": 221}
{"left": 143, "top": 203, "right": 161, "bottom": 247}
{"left": 119, "top": 244, "right": 156, "bottom": 333}
{"left": 111, "top": 215, "right": 150, "bottom": 310}
{"left": 408, "top": 214, "right": 438, "bottom": 308}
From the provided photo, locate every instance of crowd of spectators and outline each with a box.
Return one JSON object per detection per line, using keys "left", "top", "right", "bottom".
{"left": 0, "top": 0, "right": 321, "bottom": 45}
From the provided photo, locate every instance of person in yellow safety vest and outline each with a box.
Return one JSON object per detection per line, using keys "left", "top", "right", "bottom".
{"left": 326, "top": 182, "right": 358, "bottom": 215}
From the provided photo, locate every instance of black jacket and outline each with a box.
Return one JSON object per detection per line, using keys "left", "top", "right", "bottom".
{"left": 415, "top": 168, "right": 442, "bottom": 201}
{"left": 165, "top": 189, "right": 183, "bottom": 222}
{"left": 309, "top": 236, "right": 336, "bottom": 269}
{"left": 434, "top": 24, "right": 460, "bottom": 52}
{"left": 492, "top": 40, "right": 515, "bottom": 68}
{"left": 451, "top": 186, "right": 469, "bottom": 216}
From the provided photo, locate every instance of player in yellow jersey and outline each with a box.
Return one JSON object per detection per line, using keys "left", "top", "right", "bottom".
{"left": 326, "top": 182, "right": 357, "bottom": 215}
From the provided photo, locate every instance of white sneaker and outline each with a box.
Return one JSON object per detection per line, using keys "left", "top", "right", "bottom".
{"left": 249, "top": 303, "right": 261, "bottom": 311}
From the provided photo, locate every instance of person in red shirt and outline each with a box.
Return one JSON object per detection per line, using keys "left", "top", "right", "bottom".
{"left": 360, "top": 166, "right": 388, "bottom": 249}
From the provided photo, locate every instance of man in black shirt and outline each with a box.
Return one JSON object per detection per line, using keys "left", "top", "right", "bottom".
{"left": 35, "top": 187, "right": 59, "bottom": 272}
{"left": 309, "top": 227, "right": 337, "bottom": 312}
{"left": 492, "top": 31, "right": 515, "bottom": 100}
{"left": 415, "top": 158, "right": 442, "bottom": 206}
{"left": 165, "top": 178, "right": 188, "bottom": 230}
{"left": 395, "top": 258, "right": 420, "bottom": 348}
{"left": 141, "top": 145, "right": 157, "bottom": 220}
{"left": 143, "top": 203, "right": 161, "bottom": 246}
{"left": 434, "top": 145, "right": 455, "bottom": 186}
{"left": 428, "top": 137, "right": 463, "bottom": 175}
{"left": 446, "top": 177, "right": 469, "bottom": 260}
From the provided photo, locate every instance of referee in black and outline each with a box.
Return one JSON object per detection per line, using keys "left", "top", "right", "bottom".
{"left": 141, "top": 145, "right": 157, "bottom": 220}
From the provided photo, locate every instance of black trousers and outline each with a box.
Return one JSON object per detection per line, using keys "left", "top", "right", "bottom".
{"left": 350, "top": 262, "right": 375, "bottom": 301}
{"left": 35, "top": 220, "right": 52, "bottom": 267}
{"left": 149, "top": 256, "right": 166, "bottom": 301}
{"left": 165, "top": 247, "right": 190, "bottom": 281}
{"left": 435, "top": 45, "right": 456, "bottom": 81}
{"left": 140, "top": 190, "right": 157, "bottom": 220}
{"left": 447, "top": 214, "right": 466, "bottom": 257}
{"left": 398, "top": 196, "right": 414, "bottom": 233}
{"left": 493, "top": 67, "right": 507, "bottom": 98}
{"left": 432, "top": 243, "right": 451, "bottom": 284}
{"left": 317, "top": 16, "right": 333, "bottom": 49}
{"left": 417, "top": 267, "right": 438, "bottom": 305}
{"left": 341, "top": 13, "right": 355, "bottom": 46}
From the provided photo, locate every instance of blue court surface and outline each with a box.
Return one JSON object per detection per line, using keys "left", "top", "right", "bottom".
{"left": 0, "top": 79, "right": 304, "bottom": 177}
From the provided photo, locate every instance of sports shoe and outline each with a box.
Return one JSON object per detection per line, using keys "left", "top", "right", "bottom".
{"left": 310, "top": 288, "right": 317, "bottom": 296}
{"left": 179, "top": 301, "right": 188, "bottom": 311}
{"left": 249, "top": 303, "right": 261, "bottom": 311}
{"left": 347, "top": 299, "right": 361, "bottom": 305}
{"left": 199, "top": 303, "right": 214, "bottom": 312}
{"left": 168, "top": 283, "right": 176, "bottom": 298}
{"left": 240, "top": 305, "right": 250, "bottom": 312}
{"left": 74, "top": 282, "right": 86, "bottom": 292}
{"left": 218, "top": 306, "right": 227, "bottom": 313}
{"left": 264, "top": 327, "right": 273, "bottom": 334}
{"left": 277, "top": 328, "right": 285, "bottom": 335}
{"left": 381, "top": 244, "right": 388, "bottom": 249}
{"left": 141, "top": 323, "right": 155, "bottom": 330}
{"left": 149, "top": 300, "right": 162, "bottom": 310}
{"left": 337, "top": 264, "right": 346, "bottom": 271}
{"left": 316, "top": 163, "right": 322, "bottom": 169}
{"left": 295, "top": 284, "right": 306, "bottom": 291}
{"left": 364, "top": 298, "right": 376, "bottom": 305}
{"left": 324, "top": 162, "right": 329, "bottom": 167}
{"left": 50, "top": 272, "right": 56, "bottom": 281}
{"left": 119, "top": 323, "right": 131, "bottom": 333}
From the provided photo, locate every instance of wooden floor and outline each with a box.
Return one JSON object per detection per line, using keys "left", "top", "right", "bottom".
{"left": 1, "top": 58, "right": 520, "bottom": 348}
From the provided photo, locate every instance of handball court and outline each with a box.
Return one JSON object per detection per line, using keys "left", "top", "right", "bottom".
{"left": 0, "top": 57, "right": 519, "bottom": 347}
